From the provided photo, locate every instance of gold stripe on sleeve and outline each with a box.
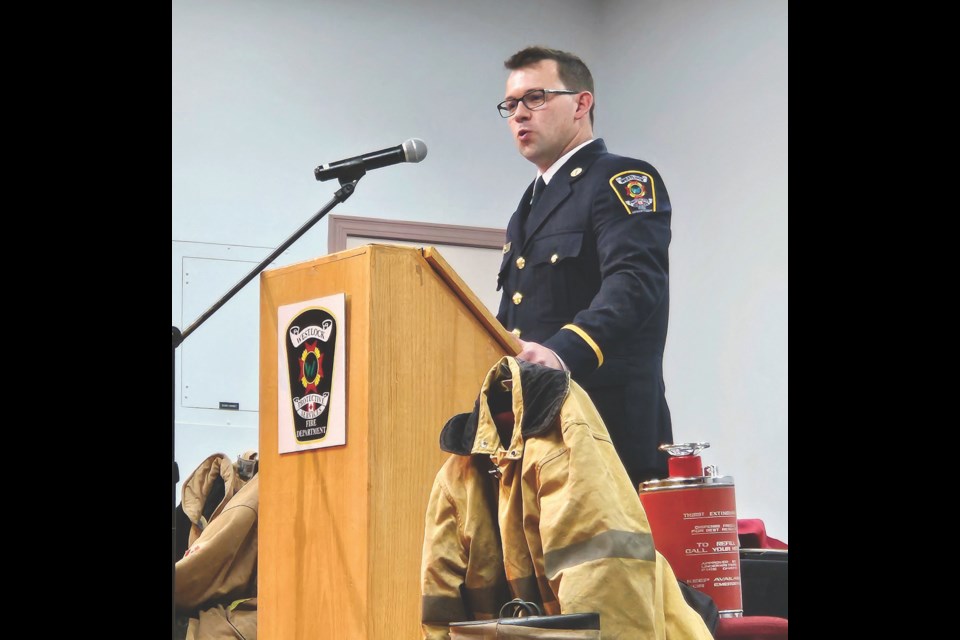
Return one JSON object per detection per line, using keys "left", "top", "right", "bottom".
{"left": 561, "top": 324, "right": 603, "bottom": 366}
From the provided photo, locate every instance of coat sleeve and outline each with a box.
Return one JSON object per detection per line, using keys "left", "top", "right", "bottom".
{"left": 420, "top": 457, "right": 512, "bottom": 639}
{"left": 543, "top": 163, "right": 671, "bottom": 378}
{"left": 420, "top": 474, "right": 466, "bottom": 640}
{"left": 534, "top": 419, "right": 708, "bottom": 639}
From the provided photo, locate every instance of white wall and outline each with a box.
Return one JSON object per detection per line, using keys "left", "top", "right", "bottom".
{"left": 595, "top": 0, "right": 789, "bottom": 542}
{"left": 173, "top": 0, "right": 787, "bottom": 542}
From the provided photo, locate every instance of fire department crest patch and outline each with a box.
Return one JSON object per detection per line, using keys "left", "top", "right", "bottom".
{"left": 283, "top": 307, "right": 338, "bottom": 443}
{"left": 609, "top": 170, "right": 656, "bottom": 215}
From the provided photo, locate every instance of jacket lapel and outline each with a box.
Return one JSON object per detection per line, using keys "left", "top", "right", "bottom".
{"left": 521, "top": 139, "right": 607, "bottom": 252}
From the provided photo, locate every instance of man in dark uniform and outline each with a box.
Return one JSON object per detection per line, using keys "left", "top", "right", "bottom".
{"left": 495, "top": 46, "right": 673, "bottom": 486}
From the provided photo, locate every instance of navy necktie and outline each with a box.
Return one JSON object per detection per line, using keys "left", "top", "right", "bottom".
{"left": 529, "top": 176, "right": 546, "bottom": 210}
{"left": 518, "top": 176, "right": 546, "bottom": 246}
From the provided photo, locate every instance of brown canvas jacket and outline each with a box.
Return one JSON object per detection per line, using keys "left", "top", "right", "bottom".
{"left": 176, "top": 456, "right": 259, "bottom": 614}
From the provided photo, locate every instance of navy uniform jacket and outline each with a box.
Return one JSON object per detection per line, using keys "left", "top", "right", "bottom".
{"left": 496, "top": 138, "right": 672, "bottom": 483}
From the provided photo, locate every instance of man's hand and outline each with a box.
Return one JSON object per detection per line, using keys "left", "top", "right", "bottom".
{"left": 517, "top": 340, "right": 563, "bottom": 370}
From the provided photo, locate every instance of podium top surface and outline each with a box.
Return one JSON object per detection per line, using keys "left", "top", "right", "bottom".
{"left": 264, "top": 243, "right": 520, "bottom": 355}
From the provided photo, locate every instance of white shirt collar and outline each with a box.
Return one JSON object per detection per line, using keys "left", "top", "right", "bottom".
{"left": 538, "top": 138, "right": 595, "bottom": 185}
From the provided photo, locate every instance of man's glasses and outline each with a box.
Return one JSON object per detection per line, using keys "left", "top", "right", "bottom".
{"left": 497, "top": 88, "right": 578, "bottom": 118}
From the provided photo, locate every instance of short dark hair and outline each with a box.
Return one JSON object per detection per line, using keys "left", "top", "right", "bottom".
{"left": 504, "top": 46, "right": 595, "bottom": 125}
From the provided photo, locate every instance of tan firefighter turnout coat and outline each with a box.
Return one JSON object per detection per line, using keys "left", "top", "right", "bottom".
{"left": 420, "top": 356, "right": 712, "bottom": 640}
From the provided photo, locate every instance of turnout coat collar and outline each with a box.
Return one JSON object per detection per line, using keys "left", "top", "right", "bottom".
{"left": 439, "top": 357, "right": 569, "bottom": 457}
{"left": 180, "top": 452, "right": 247, "bottom": 547}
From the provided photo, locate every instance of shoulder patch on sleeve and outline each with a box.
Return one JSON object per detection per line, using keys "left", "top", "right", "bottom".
{"left": 609, "top": 170, "right": 657, "bottom": 215}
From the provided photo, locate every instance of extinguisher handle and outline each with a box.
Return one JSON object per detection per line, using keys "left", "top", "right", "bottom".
{"left": 659, "top": 442, "right": 710, "bottom": 457}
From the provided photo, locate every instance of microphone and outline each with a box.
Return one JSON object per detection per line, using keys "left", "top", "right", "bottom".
{"left": 314, "top": 138, "right": 428, "bottom": 182}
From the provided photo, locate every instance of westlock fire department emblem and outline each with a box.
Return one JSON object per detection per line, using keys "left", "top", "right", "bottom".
{"left": 284, "top": 308, "right": 338, "bottom": 443}
{"left": 610, "top": 170, "right": 656, "bottom": 215}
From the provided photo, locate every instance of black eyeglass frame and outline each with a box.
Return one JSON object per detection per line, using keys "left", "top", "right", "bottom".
{"left": 497, "top": 88, "right": 579, "bottom": 118}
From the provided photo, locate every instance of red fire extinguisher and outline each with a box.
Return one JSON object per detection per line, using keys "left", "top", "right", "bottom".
{"left": 639, "top": 442, "right": 743, "bottom": 617}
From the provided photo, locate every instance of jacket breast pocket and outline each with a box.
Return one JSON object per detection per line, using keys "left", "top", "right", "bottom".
{"left": 529, "top": 232, "right": 587, "bottom": 322}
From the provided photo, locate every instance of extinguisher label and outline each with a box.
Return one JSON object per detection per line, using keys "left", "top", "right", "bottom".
{"left": 640, "top": 486, "right": 744, "bottom": 614}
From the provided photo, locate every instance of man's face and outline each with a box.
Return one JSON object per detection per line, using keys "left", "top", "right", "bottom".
{"left": 504, "top": 60, "right": 581, "bottom": 172}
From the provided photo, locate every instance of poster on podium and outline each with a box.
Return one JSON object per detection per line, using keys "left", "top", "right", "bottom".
{"left": 276, "top": 292, "right": 346, "bottom": 454}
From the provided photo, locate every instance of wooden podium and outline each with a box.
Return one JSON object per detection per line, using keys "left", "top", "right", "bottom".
{"left": 258, "top": 244, "right": 518, "bottom": 639}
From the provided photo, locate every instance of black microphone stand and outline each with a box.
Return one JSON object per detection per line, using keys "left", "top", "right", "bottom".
{"left": 171, "top": 170, "right": 364, "bottom": 638}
